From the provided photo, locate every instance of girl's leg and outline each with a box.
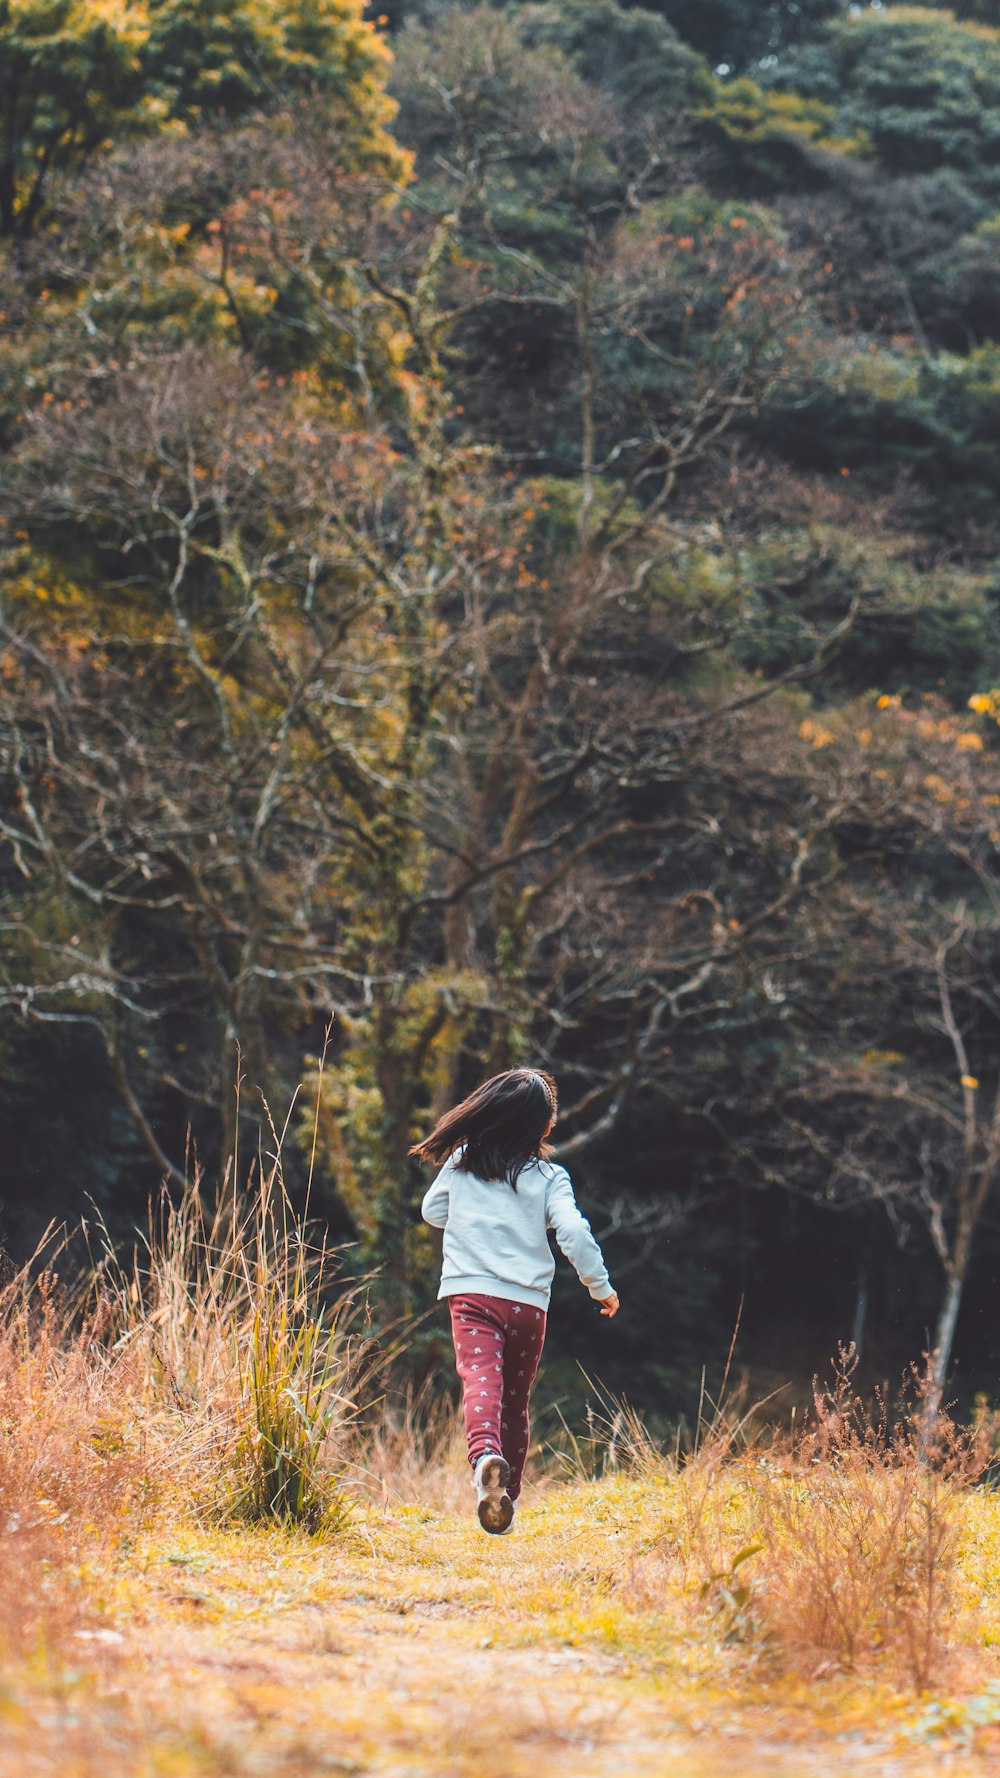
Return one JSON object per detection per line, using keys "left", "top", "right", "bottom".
{"left": 499, "top": 1303, "right": 546, "bottom": 1500}
{"left": 448, "top": 1295, "right": 507, "bottom": 1472}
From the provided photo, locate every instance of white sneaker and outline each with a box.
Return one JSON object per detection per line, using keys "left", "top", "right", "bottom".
{"left": 496, "top": 1501, "right": 518, "bottom": 1535}
{"left": 472, "top": 1453, "right": 513, "bottom": 1534}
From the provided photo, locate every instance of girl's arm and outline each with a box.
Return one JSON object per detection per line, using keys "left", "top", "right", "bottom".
{"left": 545, "top": 1168, "right": 615, "bottom": 1302}
{"left": 421, "top": 1159, "right": 453, "bottom": 1229}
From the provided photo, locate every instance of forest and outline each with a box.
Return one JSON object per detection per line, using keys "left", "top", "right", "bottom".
{"left": 3, "top": 0, "right": 1000, "bottom": 1423}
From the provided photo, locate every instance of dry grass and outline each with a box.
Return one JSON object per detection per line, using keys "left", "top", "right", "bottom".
{"left": 0, "top": 1140, "right": 381, "bottom": 1680}
{"left": 543, "top": 1372, "right": 664, "bottom": 1486}
{"left": 93, "top": 1162, "right": 382, "bottom": 1529}
{"left": 639, "top": 1351, "right": 988, "bottom": 1691}
{"left": 2, "top": 1398, "right": 1000, "bottom": 1774}
{"left": 0, "top": 1250, "right": 159, "bottom": 1662}
{"left": 4, "top": 1475, "right": 996, "bottom": 1778}
{"left": 359, "top": 1382, "right": 474, "bottom": 1513}
{"left": 4, "top": 1170, "right": 1000, "bottom": 1774}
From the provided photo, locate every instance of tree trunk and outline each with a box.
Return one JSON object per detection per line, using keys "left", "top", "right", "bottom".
{"left": 371, "top": 1005, "right": 419, "bottom": 1326}
{"left": 922, "top": 1219, "right": 973, "bottom": 1443}
{"left": 850, "top": 1259, "right": 869, "bottom": 1363}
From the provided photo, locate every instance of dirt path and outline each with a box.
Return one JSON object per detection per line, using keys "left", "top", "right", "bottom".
{"left": 133, "top": 1594, "right": 953, "bottom": 1778}
{"left": 0, "top": 1499, "right": 990, "bottom": 1776}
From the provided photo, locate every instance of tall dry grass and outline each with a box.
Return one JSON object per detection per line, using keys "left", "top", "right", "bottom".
{"left": 544, "top": 1372, "right": 663, "bottom": 1485}
{"left": 0, "top": 1193, "right": 395, "bottom": 1699}
{"left": 0, "top": 1115, "right": 391, "bottom": 1668}
{"left": 360, "top": 1382, "right": 473, "bottom": 1513}
{"left": 94, "top": 1161, "right": 383, "bottom": 1530}
{"left": 0, "top": 1248, "right": 159, "bottom": 1660}
{"left": 646, "top": 1350, "right": 988, "bottom": 1691}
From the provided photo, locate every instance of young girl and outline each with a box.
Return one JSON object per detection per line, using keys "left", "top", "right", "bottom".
{"left": 412, "top": 1067, "right": 619, "bottom": 1535}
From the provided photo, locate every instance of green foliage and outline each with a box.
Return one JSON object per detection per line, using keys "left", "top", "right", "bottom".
{"left": 770, "top": 6, "right": 1000, "bottom": 184}
{"left": 143, "top": 0, "right": 398, "bottom": 155}
{"left": 392, "top": 4, "right": 614, "bottom": 233}
{"left": 514, "top": 0, "right": 711, "bottom": 118}
{"left": 910, "top": 0, "right": 1000, "bottom": 21}
{"left": 0, "top": 0, "right": 149, "bottom": 236}
{"left": 606, "top": 189, "right": 817, "bottom": 405}
{"left": 695, "top": 73, "right": 868, "bottom": 190}
{"left": 779, "top": 341, "right": 1000, "bottom": 527}
{"left": 633, "top": 0, "right": 847, "bottom": 71}
{"left": 0, "top": 0, "right": 400, "bottom": 239}
{"left": 733, "top": 528, "right": 1000, "bottom": 699}
{"left": 141, "top": 0, "right": 286, "bottom": 118}
{"left": 229, "top": 1292, "right": 356, "bottom": 1531}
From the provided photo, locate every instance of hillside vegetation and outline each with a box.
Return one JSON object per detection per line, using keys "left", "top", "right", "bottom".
{"left": 4, "top": 0, "right": 1000, "bottom": 1398}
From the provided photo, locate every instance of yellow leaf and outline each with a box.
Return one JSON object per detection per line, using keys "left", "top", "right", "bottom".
{"left": 961, "top": 1075, "right": 979, "bottom": 1090}
{"left": 956, "top": 732, "right": 984, "bottom": 751}
{"left": 799, "top": 718, "right": 835, "bottom": 749}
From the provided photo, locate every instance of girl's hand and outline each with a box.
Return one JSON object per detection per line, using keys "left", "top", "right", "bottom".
{"left": 599, "top": 1291, "right": 619, "bottom": 1318}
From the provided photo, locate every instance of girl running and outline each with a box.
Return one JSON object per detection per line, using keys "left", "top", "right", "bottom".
{"left": 412, "top": 1067, "right": 619, "bottom": 1534}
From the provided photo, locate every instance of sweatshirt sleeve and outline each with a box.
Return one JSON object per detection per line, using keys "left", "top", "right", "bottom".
{"left": 421, "top": 1158, "right": 453, "bottom": 1229}
{"left": 545, "top": 1167, "right": 614, "bottom": 1300}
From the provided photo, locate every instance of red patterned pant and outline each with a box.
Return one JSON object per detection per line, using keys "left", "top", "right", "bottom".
{"left": 448, "top": 1293, "right": 547, "bottom": 1501}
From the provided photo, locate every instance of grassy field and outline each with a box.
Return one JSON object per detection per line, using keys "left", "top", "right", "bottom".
{"left": 5, "top": 1473, "right": 1000, "bottom": 1778}
{"left": 5, "top": 1173, "right": 1000, "bottom": 1775}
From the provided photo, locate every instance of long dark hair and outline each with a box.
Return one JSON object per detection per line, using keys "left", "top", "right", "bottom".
{"left": 409, "top": 1068, "right": 558, "bottom": 1188}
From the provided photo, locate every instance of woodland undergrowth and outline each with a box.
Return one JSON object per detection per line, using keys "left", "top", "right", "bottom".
{"left": 0, "top": 1161, "right": 995, "bottom": 1699}
{"left": 619, "top": 1356, "right": 988, "bottom": 1691}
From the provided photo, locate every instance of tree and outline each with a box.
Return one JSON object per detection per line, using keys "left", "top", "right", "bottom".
{"left": 921, "top": 0, "right": 1000, "bottom": 24}
{"left": 769, "top": 7, "right": 1000, "bottom": 184}
{"left": 629, "top": 0, "right": 848, "bottom": 74}
{"left": 713, "top": 691, "right": 1000, "bottom": 1424}
{"left": 0, "top": 0, "right": 401, "bottom": 241}
{"left": 142, "top": 0, "right": 399, "bottom": 158}
{"left": 391, "top": 6, "right": 828, "bottom": 471}
{"left": 0, "top": 349, "right": 400, "bottom": 1165}
{"left": 0, "top": 18, "right": 855, "bottom": 1319}
{"left": 0, "top": 0, "right": 148, "bottom": 237}
{"left": 767, "top": 339, "right": 1000, "bottom": 540}
{"left": 6, "top": 0, "right": 1000, "bottom": 1398}
{"left": 0, "top": 91, "right": 412, "bottom": 1193}
{"left": 694, "top": 76, "right": 867, "bottom": 195}
{"left": 515, "top": 0, "right": 709, "bottom": 119}
{"left": 773, "top": 167, "right": 996, "bottom": 354}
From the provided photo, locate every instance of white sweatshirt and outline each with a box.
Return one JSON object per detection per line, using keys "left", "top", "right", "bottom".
{"left": 421, "top": 1151, "right": 614, "bottom": 1311}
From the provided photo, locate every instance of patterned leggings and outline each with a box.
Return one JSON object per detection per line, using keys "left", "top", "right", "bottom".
{"left": 448, "top": 1293, "right": 547, "bottom": 1501}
